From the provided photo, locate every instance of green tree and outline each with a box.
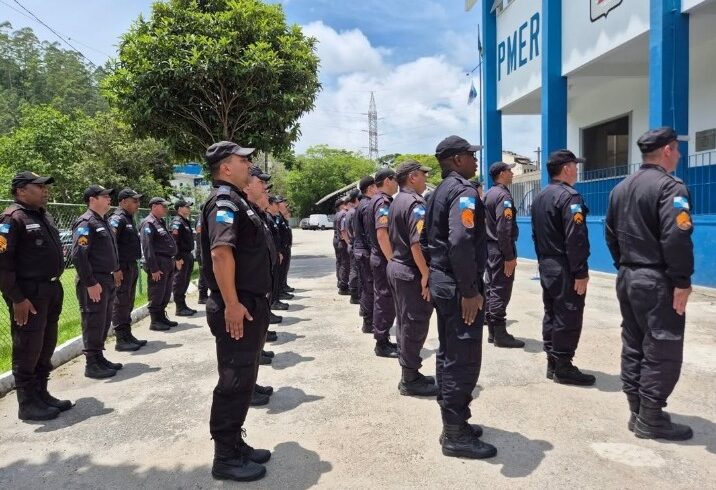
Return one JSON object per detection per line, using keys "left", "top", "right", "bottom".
{"left": 103, "top": 0, "right": 321, "bottom": 159}
{"left": 394, "top": 153, "right": 444, "bottom": 185}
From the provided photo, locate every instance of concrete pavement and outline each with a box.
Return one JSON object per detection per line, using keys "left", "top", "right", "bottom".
{"left": 0, "top": 229, "right": 714, "bottom": 489}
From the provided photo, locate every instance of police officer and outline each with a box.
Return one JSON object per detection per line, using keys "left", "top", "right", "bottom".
{"left": 110, "top": 188, "right": 147, "bottom": 352}
{"left": 483, "top": 162, "right": 524, "bottom": 348}
{"left": 342, "top": 189, "right": 361, "bottom": 304}
{"left": 201, "top": 141, "right": 271, "bottom": 482}
{"left": 367, "top": 167, "right": 399, "bottom": 358}
{"left": 387, "top": 161, "right": 438, "bottom": 397}
{"left": 274, "top": 196, "right": 294, "bottom": 302}
{"left": 140, "top": 197, "right": 179, "bottom": 331}
{"left": 278, "top": 199, "right": 295, "bottom": 294}
{"left": 267, "top": 196, "right": 289, "bottom": 312}
{"left": 333, "top": 198, "right": 350, "bottom": 294}
{"left": 606, "top": 127, "right": 694, "bottom": 441}
{"left": 532, "top": 150, "right": 595, "bottom": 386}
{"left": 353, "top": 176, "right": 378, "bottom": 333}
{"left": 425, "top": 135, "right": 496, "bottom": 459}
{"left": 195, "top": 210, "right": 209, "bottom": 305}
{"left": 171, "top": 199, "right": 197, "bottom": 317}
{"left": 73, "top": 185, "right": 122, "bottom": 379}
{"left": 0, "top": 171, "right": 72, "bottom": 420}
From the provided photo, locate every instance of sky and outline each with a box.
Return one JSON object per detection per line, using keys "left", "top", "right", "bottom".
{"left": 0, "top": 0, "right": 540, "bottom": 159}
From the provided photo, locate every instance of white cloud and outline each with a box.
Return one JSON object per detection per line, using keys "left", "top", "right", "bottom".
{"left": 302, "top": 21, "right": 387, "bottom": 76}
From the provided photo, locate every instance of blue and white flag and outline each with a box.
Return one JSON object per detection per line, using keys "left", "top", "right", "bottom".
{"left": 467, "top": 79, "right": 477, "bottom": 105}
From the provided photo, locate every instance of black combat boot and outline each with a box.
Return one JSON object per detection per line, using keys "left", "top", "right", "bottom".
{"left": 271, "top": 301, "right": 289, "bottom": 311}
{"left": 283, "top": 285, "right": 295, "bottom": 293}
{"left": 115, "top": 328, "right": 141, "bottom": 352}
{"left": 262, "top": 350, "right": 275, "bottom": 358}
{"left": 398, "top": 367, "right": 439, "bottom": 397}
{"left": 238, "top": 435, "right": 272, "bottom": 464}
{"left": 441, "top": 423, "right": 497, "bottom": 459}
{"left": 493, "top": 325, "right": 525, "bottom": 348}
{"left": 361, "top": 317, "right": 373, "bottom": 334}
{"left": 250, "top": 390, "right": 270, "bottom": 406}
{"left": 269, "top": 313, "right": 283, "bottom": 325}
{"left": 84, "top": 354, "right": 117, "bottom": 379}
{"left": 259, "top": 354, "right": 272, "bottom": 365}
{"left": 487, "top": 325, "right": 494, "bottom": 344}
{"left": 149, "top": 312, "right": 170, "bottom": 331}
{"left": 627, "top": 395, "right": 640, "bottom": 432}
{"left": 17, "top": 384, "right": 60, "bottom": 421}
{"left": 99, "top": 353, "right": 123, "bottom": 370}
{"left": 546, "top": 357, "right": 555, "bottom": 380}
{"left": 279, "top": 291, "right": 294, "bottom": 300}
{"left": 350, "top": 294, "right": 360, "bottom": 305}
{"left": 266, "top": 330, "right": 278, "bottom": 342}
{"left": 634, "top": 400, "right": 691, "bottom": 440}
{"left": 374, "top": 340, "right": 398, "bottom": 358}
{"left": 553, "top": 359, "right": 596, "bottom": 386}
{"left": 175, "top": 300, "right": 196, "bottom": 317}
{"left": 127, "top": 327, "right": 147, "bottom": 346}
{"left": 36, "top": 374, "right": 74, "bottom": 412}
{"left": 198, "top": 291, "right": 208, "bottom": 305}
{"left": 337, "top": 288, "right": 351, "bottom": 296}
{"left": 160, "top": 311, "right": 179, "bottom": 327}
{"left": 439, "top": 422, "right": 483, "bottom": 444}
{"left": 211, "top": 440, "right": 266, "bottom": 482}
{"left": 254, "top": 384, "right": 274, "bottom": 396}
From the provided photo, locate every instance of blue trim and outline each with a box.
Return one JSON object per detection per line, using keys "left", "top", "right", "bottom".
{"left": 540, "top": 0, "right": 567, "bottom": 188}
{"left": 649, "top": 0, "right": 689, "bottom": 179}
{"left": 482, "top": 0, "right": 502, "bottom": 187}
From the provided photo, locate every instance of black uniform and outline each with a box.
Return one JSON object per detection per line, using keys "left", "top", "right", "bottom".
{"left": 266, "top": 212, "right": 283, "bottom": 304}
{"left": 195, "top": 214, "right": 208, "bottom": 300}
{"left": 531, "top": 180, "right": 590, "bottom": 362}
{"left": 367, "top": 191, "right": 396, "bottom": 343}
{"left": 606, "top": 164, "right": 694, "bottom": 408}
{"left": 140, "top": 213, "right": 178, "bottom": 316}
{"left": 353, "top": 196, "right": 374, "bottom": 325}
{"left": 276, "top": 213, "right": 292, "bottom": 295}
{"left": 333, "top": 208, "right": 349, "bottom": 291}
{"left": 73, "top": 209, "right": 119, "bottom": 354}
{"left": 201, "top": 181, "right": 272, "bottom": 448}
{"left": 109, "top": 209, "right": 141, "bottom": 336}
{"left": 483, "top": 184, "right": 519, "bottom": 330}
{"left": 387, "top": 188, "right": 433, "bottom": 370}
{"left": 171, "top": 214, "right": 195, "bottom": 306}
{"left": 424, "top": 171, "right": 487, "bottom": 425}
{"left": 343, "top": 207, "right": 361, "bottom": 298}
{"left": 0, "top": 202, "right": 64, "bottom": 393}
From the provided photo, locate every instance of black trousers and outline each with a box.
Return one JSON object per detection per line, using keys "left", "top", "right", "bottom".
{"left": 207, "top": 291, "right": 269, "bottom": 446}
{"left": 539, "top": 257, "right": 585, "bottom": 361}
{"left": 147, "top": 255, "right": 175, "bottom": 314}
{"left": 334, "top": 239, "right": 349, "bottom": 290}
{"left": 112, "top": 261, "right": 138, "bottom": 333}
{"left": 357, "top": 252, "right": 373, "bottom": 321}
{"left": 387, "top": 261, "right": 433, "bottom": 370}
{"left": 371, "top": 253, "right": 395, "bottom": 341}
{"left": 172, "top": 253, "right": 194, "bottom": 304}
{"left": 77, "top": 274, "right": 116, "bottom": 354}
{"left": 4, "top": 280, "right": 63, "bottom": 388}
{"left": 430, "top": 272, "right": 484, "bottom": 425}
{"left": 348, "top": 249, "right": 361, "bottom": 297}
{"left": 282, "top": 247, "right": 292, "bottom": 288}
{"left": 197, "top": 261, "right": 208, "bottom": 297}
{"left": 484, "top": 243, "right": 515, "bottom": 328}
{"left": 617, "top": 267, "right": 685, "bottom": 408}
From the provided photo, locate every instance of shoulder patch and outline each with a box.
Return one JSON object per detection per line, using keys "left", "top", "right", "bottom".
{"left": 0, "top": 223, "right": 10, "bottom": 234}
{"left": 570, "top": 203, "right": 583, "bottom": 214}
{"left": 216, "top": 209, "right": 235, "bottom": 224}
{"left": 109, "top": 216, "right": 121, "bottom": 228}
{"left": 673, "top": 196, "right": 690, "bottom": 210}
{"left": 413, "top": 205, "right": 426, "bottom": 217}
{"left": 76, "top": 226, "right": 90, "bottom": 236}
{"left": 0, "top": 235, "right": 7, "bottom": 253}
{"left": 503, "top": 200, "right": 512, "bottom": 208}
{"left": 217, "top": 185, "right": 232, "bottom": 196}
{"left": 144, "top": 226, "right": 152, "bottom": 234}
{"left": 216, "top": 199, "right": 239, "bottom": 212}
{"left": 676, "top": 211, "right": 692, "bottom": 231}
{"left": 459, "top": 196, "right": 476, "bottom": 210}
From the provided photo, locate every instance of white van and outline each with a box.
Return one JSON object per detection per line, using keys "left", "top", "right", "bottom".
{"left": 308, "top": 214, "right": 332, "bottom": 230}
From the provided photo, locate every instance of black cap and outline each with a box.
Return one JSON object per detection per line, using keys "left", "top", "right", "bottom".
{"left": 266, "top": 183, "right": 274, "bottom": 191}
{"left": 249, "top": 165, "right": 271, "bottom": 181}
{"left": 11, "top": 171, "right": 54, "bottom": 191}
{"left": 348, "top": 188, "right": 361, "bottom": 201}
{"left": 205, "top": 141, "right": 255, "bottom": 167}
{"left": 84, "top": 185, "right": 113, "bottom": 202}
{"left": 334, "top": 198, "right": 344, "bottom": 209}
{"left": 359, "top": 176, "right": 376, "bottom": 193}
{"left": 396, "top": 161, "right": 431, "bottom": 178}
{"left": 275, "top": 195, "right": 286, "bottom": 203}
{"left": 174, "top": 199, "right": 191, "bottom": 210}
{"left": 118, "top": 188, "right": 142, "bottom": 201}
{"left": 435, "top": 135, "right": 482, "bottom": 160}
{"left": 489, "top": 161, "right": 516, "bottom": 178}
{"left": 637, "top": 127, "right": 689, "bottom": 154}
{"left": 269, "top": 195, "right": 280, "bottom": 205}
{"left": 547, "top": 149, "right": 586, "bottom": 167}
{"left": 149, "top": 197, "right": 169, "bottom": 206}
{"left": 375, "top": 167, "right": 396, "bottom": 184}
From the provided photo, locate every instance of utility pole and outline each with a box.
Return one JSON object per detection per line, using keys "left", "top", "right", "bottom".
{"left": 368, "top": 92, "right": 379, "bottom": 163}
{"left": 534, "top": 146, "right": 541, "bottom": 170}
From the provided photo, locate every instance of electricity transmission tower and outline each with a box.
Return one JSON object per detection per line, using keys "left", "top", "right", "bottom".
{"left": 368, "top": 92, "right": 379, "bottom": 162}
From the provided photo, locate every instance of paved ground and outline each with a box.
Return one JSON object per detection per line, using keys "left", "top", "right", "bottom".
{"left": 0, "top": 229, "right": 715, "bottom": 489}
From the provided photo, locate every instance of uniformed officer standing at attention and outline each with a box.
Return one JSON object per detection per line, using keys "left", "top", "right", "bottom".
{"left": 424, "top": 135, "right": 496, "bottom": 459}
{"left": 273, "top": 196, "right": 294, "bottom": 302}
{"left": 201, "top": 141, "right": 272, "bottom": 482}
{"left": 195, "top": 210, "right": 209, "bottom": 305}
{"left": 333, "top": 197, "right": 350, "bottom": 295}
{"left": 353, "top": 176, "right": 378, "bottom": 333}
{"left": 342, "top": 189, "right": 361, "bottom": 304}
{"left": 483, "top": 162, "right": 524, "bottom": 348}
{"left": 73, "top": 185, "right": 122, "bottom": 379}
{"left": 531, "top": 150, "right": 595, "bottom": 386}
{"left": 267, "top": 196, "right": 289, "bottom": 312}
{"left": 387, "top": 161, "right": 438, "bottom": 397}
{"left": 367, "top": 167, "right": 400, "bottom": 358}
{"left": 140, "top": 197, "right": 179, "bottom": 331}
{"left": 0, "top": 171, "right": 73, "bottom": 420}
{"left": 606, "top": 127, "right": 694, "bottom": 441}
{"left": 278, "top": 199, "right": 295, "bottom": 294}
{"left": 171, "top": 199, "right": 197, "bottom": 317}
{"left": 110, "top": 188, "right": 147, "bottom": 352}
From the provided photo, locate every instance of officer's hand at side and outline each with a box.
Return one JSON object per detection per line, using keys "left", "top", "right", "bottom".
{"left": 113, "top": 270, "right": 123, "bottom": 288}
{"left": 461, "top": 295, "right": 483, "bottom": 326}
{"left": 87, "top": 283, "right": 102, "bottom": 303}
{"left": 673, "top": 287, "right": 692, "bottom": 316}
{"left": 151, "top": 271, "right": 163, "bottom": 282}
{"left": 504, "top": 259, "right": 517, "bottom": 277}
{"left": 13, "top": 299, "right": 37, "bottom": 326}
{"left": 420, "top": 274, "right": 431, "bottom": 302}
{"left": 279, "top": 253, "right": 284, "bottom": 264}
{"left": 176, "top": 259, "right": 184, "bottom": 271}
{"left": 225, "top": 302, "right": 254, "bottom": 340}
{"left": 574, "top": 277, "right": 589, "bottom": 296}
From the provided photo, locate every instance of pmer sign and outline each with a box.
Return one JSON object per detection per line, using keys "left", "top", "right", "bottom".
{"left": 497, "top": 12, "right": 540, "bottom": 81}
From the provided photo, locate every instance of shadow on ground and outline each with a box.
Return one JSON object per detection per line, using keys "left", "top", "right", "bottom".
{"left": 650, "top": 414, "right": 716, "bottom": 454}
{"left": 270, "top": 352, "right": 315, "bottom": 371}
{"left": 27, "top": 397, "right": 114, "bottom": 433}
{"left": 129, "top": 341, "right": 183, "bottom": 356}
{"left": 256, "top": 387, "right": 324, "bottom": 415}
{"left": 268, "top": 332, "right": 306, "bottom": 346}
{"left": 0, "top": 442, "right": 332, "bottom": 489}
{"left": 106, "top": 363, "right": 161, "bottom": 383}
{"left": 483, "top": 427, "right": 554, "bottom": 478}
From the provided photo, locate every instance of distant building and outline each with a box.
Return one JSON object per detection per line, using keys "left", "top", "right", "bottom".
{"left": 170, "top": 163, "right": 208, "bottom": 190}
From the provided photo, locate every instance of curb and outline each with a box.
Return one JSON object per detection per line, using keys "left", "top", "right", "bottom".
{"left": 0, "top": 282, "right": 198, "bottom": 397}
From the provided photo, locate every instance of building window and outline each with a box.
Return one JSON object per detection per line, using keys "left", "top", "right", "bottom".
{"left": 581, "top": 114, "right": 630, "bottom": 180}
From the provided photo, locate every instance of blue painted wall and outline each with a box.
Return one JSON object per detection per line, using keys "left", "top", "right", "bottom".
{"left": 516, "top": 216, "right": 716, "bottom": 287}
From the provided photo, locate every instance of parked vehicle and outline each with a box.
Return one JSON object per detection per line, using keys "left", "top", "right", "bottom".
{"left": 308, "top": 214, "right": 331, "bottom": 230}
{"left": 299, "top": 218, "right": 310, "bottom": 230}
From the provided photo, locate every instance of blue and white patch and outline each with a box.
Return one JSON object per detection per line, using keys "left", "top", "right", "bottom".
{"left": 76, "top": 226, "right": 89, "bottom": 236}
{"left": 109, "top": 217, "right": 120, "bottom": 228}
{"left": 0, "top": 223, "right": 10, "bottom": 234}
{"left": 413, "top": 206, "right": 426, "bottom": 217}
{"left": 171, "top": 222, "right": 180, "bottom": 230}
{"left": 378, "top": 207, "right": 390, "bottom": 217}
{"left": 570, "top": 204, "right": 583, "bottom": 214}
{"left": 459, "top": 196, "right": 476, "bottom": 210}
{"left": 673, "top": 196, "right": 690, "bottom": 210}
{"left": 216, "top": 209, "right": 235, "bottom": 224}
{"left": 144, "top": 226, "right": 152, "bottom": 234}
{"left": 503, "top": 200, "right": 512, "bottom": 208}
